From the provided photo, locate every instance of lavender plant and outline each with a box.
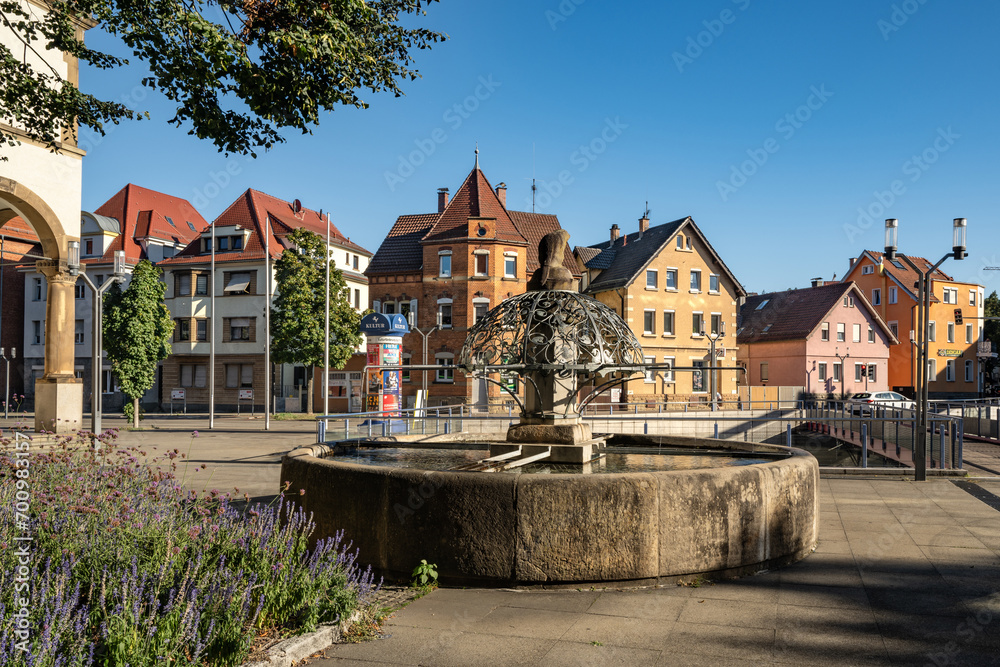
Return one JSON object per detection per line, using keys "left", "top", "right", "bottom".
{"left": 0, "top": 430, "right": 378, "bottom": 666}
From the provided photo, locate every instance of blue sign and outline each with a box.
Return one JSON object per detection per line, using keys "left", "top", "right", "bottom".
{"left": 359, "top": 313, "right": 409, "bottom": 336}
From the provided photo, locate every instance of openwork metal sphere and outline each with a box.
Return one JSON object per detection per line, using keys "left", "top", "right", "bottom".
{"left": 459, "top": 290, "right": 644, "bottom": 373}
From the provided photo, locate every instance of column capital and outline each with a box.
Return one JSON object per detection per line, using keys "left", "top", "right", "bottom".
{"left": 36, "top": 260, "right": 77, "bottom": 284}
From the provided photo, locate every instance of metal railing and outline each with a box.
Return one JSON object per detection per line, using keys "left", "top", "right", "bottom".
{"left": 315, "top": 399, "right": 964, "bottom": 470}
{"left": 929, "top": 398, "right": 1000, "bottom": 440}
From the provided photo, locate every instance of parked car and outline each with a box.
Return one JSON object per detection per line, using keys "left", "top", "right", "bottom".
{"left": 846, "top": 391, "right": 916, "bottom": 415}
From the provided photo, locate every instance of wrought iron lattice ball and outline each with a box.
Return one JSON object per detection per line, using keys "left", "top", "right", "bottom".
{"left": 459, "top": 291, "right": 644, "bottom": 374}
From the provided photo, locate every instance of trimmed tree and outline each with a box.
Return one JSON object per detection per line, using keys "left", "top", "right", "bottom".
{"left": 103, "top": 260, "right": 173, "bottom": 427}
{"left": 271, "top": 228, "right": 363, "bottom": 414}
{"left": 1, "top": 0, "right": 444, "bottom": 158}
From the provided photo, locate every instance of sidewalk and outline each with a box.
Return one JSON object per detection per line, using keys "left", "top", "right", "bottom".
{"left": 310, "top": 477, "right": 1000, "bottom": 666}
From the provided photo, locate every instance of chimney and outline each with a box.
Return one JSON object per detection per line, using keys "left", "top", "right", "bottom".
{"left": 495, "top": 182, "right": 507, "bottom": 209}
{"left": 811, "top": 277, "right": 824, "bottom": 288}
{"left": 610, "top": 224, "right": 620, "bottom": 243}
{"left": 437, "top": 188, "right": 449, "bottom": 213}
{"left": 639, "top": 215, "right": 650, "bottom": 233}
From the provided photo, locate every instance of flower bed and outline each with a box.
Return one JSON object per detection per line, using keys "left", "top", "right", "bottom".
{"left": 0, "top": 431, "right": 378, "bottom": 666}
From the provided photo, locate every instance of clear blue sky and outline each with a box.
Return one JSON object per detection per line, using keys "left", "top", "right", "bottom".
{"left": 79, "top": 0, "right": 1000, "bottom": 294}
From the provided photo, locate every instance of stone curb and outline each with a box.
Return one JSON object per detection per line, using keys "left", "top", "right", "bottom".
{"left": 241, "top": 610, "right": 360, "bottom": 667}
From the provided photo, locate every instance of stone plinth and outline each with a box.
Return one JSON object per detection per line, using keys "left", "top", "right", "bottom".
{"left": 35, "top": 378, "right": 83, "bottom": 433}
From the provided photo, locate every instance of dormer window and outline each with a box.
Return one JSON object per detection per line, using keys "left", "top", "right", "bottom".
{"left": 187, "top": 221, "right": 197, "bottom": 231}
{"left": 165, "top": 216, "right": 176, "bottom": 228}
{"left": 755, "top": 300, "right": 769, "bottom": 310}
{"left": 232, "top": 235, "right": 243, "bottom": 250}
{"left": 218, "top": 237, "right": 229, "bottom": 251}
{"left": 85, "top": 239, "right": 93, "bottom": 256}
{"left": 204, "top": 238, "right": 212, "bottom": 253}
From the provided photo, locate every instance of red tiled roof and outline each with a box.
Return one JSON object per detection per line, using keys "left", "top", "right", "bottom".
{"left": 366, "top": 213, "right": 438, "bottom": 274}
{"left": 0, "top": 216, "right": 41, "bottom": 244}
{"left": 508, "top": 210, "right": 579, "bottom": 276}
{"left": 847, "top": 250, "right": 953, "bottom": 303}
{"left": 160, "top": 189, "right": 371, "bottom": 267}
{"left": 92, "top": 184, "right": 207, "bottom": 263}
{"left": 422, "top": 168, "right": 526, "bottom": 243}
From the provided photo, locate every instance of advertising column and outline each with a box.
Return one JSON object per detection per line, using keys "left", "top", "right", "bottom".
{"left": 359, "top": 313, "right": 409, "bottom": 417}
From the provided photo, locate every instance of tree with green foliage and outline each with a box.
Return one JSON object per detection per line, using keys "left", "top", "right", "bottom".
{"left": 983, "top": 290, "right": 1000, "bottom": 393}
{"left": 271, "top": 227, "right": 363, "bottom": 414}
{"left": 103, "top": 260, "right": 173, "bottom": 426}
{"left": 1, "top": 0, "right": 444, "bottom": 157}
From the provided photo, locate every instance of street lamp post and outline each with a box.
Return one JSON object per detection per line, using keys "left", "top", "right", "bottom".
{"left": 410, "top": 322, "right": 438, "bottom": 411}
{"left": 67, "top": 243, "right": 127, "bottom": 436}
{"left": 703, "top": 321, "right": 726, "bottom": 411}
{"left": 0, "top": 347, "right": 14, "bottom": 419}
{"left": 884, "top": 217, "right": 967, "bottom": 481}
{"left": 834, "top": 347, "right": 850, "bottom": 400}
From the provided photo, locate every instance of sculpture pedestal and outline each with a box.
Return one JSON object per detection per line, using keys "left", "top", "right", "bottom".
{"left": 35, "top": 378, "right": 83, "bottom": 433}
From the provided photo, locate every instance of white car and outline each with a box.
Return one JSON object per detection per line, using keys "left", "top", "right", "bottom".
{"left": 847, "top": 391, "right": 916, "bottom": 415}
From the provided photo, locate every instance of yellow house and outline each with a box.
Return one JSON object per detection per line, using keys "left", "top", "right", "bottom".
{"left": 575, "top": 216, "right": 746, "bottom": 404}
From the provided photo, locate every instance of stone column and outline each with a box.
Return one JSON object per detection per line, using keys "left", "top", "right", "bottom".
{"left": 34, "top": 260, "right": 83, "bottom": 433}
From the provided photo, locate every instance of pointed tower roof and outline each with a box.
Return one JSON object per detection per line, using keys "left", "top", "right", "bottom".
{"left": 421, "top": 165, "right": 526, "bottom": 244}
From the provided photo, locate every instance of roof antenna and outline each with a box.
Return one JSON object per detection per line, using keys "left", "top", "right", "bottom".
{"left": 531, "top": 143, "right": 536, "bottom": 213}
{"left": 643, "top": 201, "right": 651, "bottom": 218}
{"left": 475, "top": 142, "right": 479, "bottom": 169}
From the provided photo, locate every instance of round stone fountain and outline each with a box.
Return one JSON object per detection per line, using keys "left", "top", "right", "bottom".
{"left": 281, "top": 233, "right": 819, "bottom": 586}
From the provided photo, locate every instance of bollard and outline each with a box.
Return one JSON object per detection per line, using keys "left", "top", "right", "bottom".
{"left": 958, "top": 428, "right": 964, "bottom": 469}
{"left": 345, "top": 418, "right": 349, "bottom": 439}
{"left": 861, "top": 422, "right": 868, "bottom": 468}
{"left": 644, "top": 420, "right": 648, "bottom": 435}
{"left": 786, "top": 423, "right": 792, "bottom": 448}
{"left": 939, "top": 426, "right": 946, "bottom": 470}
{"left": 318, "top": 420, "right": 327, "bottom": 444}
{"left": 713, "top": 422, "right": 719, "bottom": 439}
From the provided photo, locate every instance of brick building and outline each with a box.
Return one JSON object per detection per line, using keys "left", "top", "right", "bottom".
{"left": 159, "top": 189, "right": 371, "bottom": 412}
{"left": 365, "top": 162, "right": 577, "bottom": 409}
{"left": 0, "top": 216, "right": 42, "bottom": 403}
{"left": 843, "top": 251, "right": 984, "bottom": 398}
{"left": 576, "top": 215, "right": 745, "bottom": 405}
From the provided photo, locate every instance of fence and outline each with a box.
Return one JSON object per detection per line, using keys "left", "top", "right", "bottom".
{"left": 316, "top": 399, "right": 965, "bottom": 470}
{"left": 929, "top": 398, "right": 1000, "bottom": 440}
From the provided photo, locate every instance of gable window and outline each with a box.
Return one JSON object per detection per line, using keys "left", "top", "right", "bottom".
{"left": 821, "top": 322, "right": 830, "bottom": 341}
{"left": 353, "top": 255, "right": 359, "bottom": 270}
{"left": 837, "top": 323, "right": 845, "bottom": 342}
{"left": 852, "top": 323, "right": 861, "bottom": 343}
{"left": 862, "top": 264, "right": 874, "bottom": 275}
{"left": 643, "top": 310, "right": 655, "bottom": 335}
{"left": 504, "top": 252, "right": 517, "bottom": 278}
{"left": 438, "top": 250, "right": 452, "bottom": 278}
{"left": 871, "top": 288, "right": 881, "bottom": 305}
{"left": 676, "top": 235, "right": 683, "bottom": 249}
{"left": 662, "top": 311, "right": 675, "bottom": 336}
{"left": 646, "top": 269, "right": 657, "bottom": 289}
{"left": 665, "top": 269, "right": 677, "bottom": 291}
{"left": 690, "top": 269, "right": 701, "bottom": 292}
{"left": 868, "top": 325, "right": 875, "bottom": 343}
{"left": 474, "top": 251, "right": 489, "bottom": 277}
{"left": 204, "top": 238, "right": 212, "bottom": 252}
{"left": 889, "top": 287, "right": 897, "bottom": 304}
{"left": 709, "top": 274, "right": 720, "bottom": 293}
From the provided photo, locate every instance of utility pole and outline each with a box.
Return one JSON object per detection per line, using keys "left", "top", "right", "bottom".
{"left": 704, "top": 320, "right": 726, "bottom": 411}
{"left": 410, "top": 322, "right": 438, "bottom": 410}
{"left": 209, "top": 221, "right": 216, "bottom": 428}
{"left": 264, "top": 214, "right": 271, "bottom": 430}
{"left": 834, "top": 347, "right": 851, "bottom": 400}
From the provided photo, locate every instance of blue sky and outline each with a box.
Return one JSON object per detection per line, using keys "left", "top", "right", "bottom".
{"left": 79, "top": 0, "right": 1000, "bottom": 294}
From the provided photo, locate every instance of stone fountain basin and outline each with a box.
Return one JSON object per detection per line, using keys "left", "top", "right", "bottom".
{"left": 280, "top": 435, "right": 819, "bottom": 587}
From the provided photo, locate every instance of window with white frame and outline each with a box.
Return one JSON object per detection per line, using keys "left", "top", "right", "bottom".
{"left": 818, "top": 362, "right": 827, "bottom": 381}
{"left": 177, "top": 273, "right": 192, "bottom": 296}
{"left": 438, "top": 250, "right": 452, "bottom": 277}
{"left": 643, "top": 310, "right": 655, "bottom": 335}
{"left": 821, "top": 322, "right": 829, "bottom": 341}
{"left": 965, "top": 359, "right": 974, "bottom": 382}
{"left": 928, "top": 358, "right": 936, "bottom": 380}
{"left": 868, "top": 325, "right": 875, "bottom": 343}
{"left": 32, "top": 277, "right": 44, "bottom": 301}
{"left": 692, "top": 312, "right": 704, "bottom": 336}
{"left": 225, "top": 363, "right": 253, "bottom": 388}
{"left": 504, "top": 252, "right": 517, "bottom": 278}
{"left": 760, "top": 362, "right": 769, "bottom": 382}
{"left": 833, "top": 362, "right": 842, "bottom": 382}
{"left": 180, "top": 364, "right": 207, "bottom": 388}
{"left": 230, "top": 318, "right": 252, "bottom": 341}
{"left": 928, "top": 321, "right": 936, "bottom": 342}
{"left": 662, "top": 311, "right": 675, "bottom": 336}
{"left": 837, "top": 323, "right": 845, "bottom": 341}
{"left": 889, "top": 286, "right": 897, "bottom": 304}
{"left": 710, "top": 313, "right": 722, "bottom": 336}
{"left": 435, "top": 353, "right": 454, "bottom": 383}
{"left": 862, "top": 264, "right": 874, "bottom": 275}
{"left": 474, "top": 250, "right": 489, "bottom": 276}
{"left": 382, "top": 301, "right": 396, "bottom": 315}
{"left": 966, "top": 323, "right": 973, "bottom": 344}
{"left": 75, "top": 320, "right": 84, "bottom": 345}
{"left": 32, "top": 320, "right": 42, "bottom": 345}
{"left": 889, "top": 321, "right": 898, "bottom": 338}
{"left": 947, "top": 322, "right": 955, "bottom": 343}
{"left": 437, "top": 299, "right": 453, "bottom": 328}
{"left": 75, "top": 283, "right": 85, "bottom": 299}
{"left": 871, "top": 289, "right": 880, "bottom": 305}
{"left": 473, "top": 298, "right": 490, "bottom": 324}
{"left": 102, "top": 369, "right": 118, "bottom": 394}
{"left": 709, "top": 274, "right": 720, "bottom": 293}
{"left": 855, "top": 363, "right": 864, "bottom": 382}
{"left": 676, "top": 235, "right": 683, "bottom": 249}
{"left": 852, "top": 323, "right": 861, "bottom": 343}
{"left": 945, "top": 359, "right": 955, "bottom": 382}
{"left": 690, "top": 269, "right": 701, "bottom": 292}
{"left": 646, "top": 269, "right": 657, "bottom": 289}
{"left": 663, "top": 356, "right": 674, "bottom": 383}
{"left": 196, "top": 274, "right": 208, "bottom": 295}
{"left": 970, "top": 290, "right": 977, "bottom": 306}
{"left": 665, "top": 269, "right": 677, "bottom": 290}
{"left": 644, "top": 356, "right": 656, "bottom": 383}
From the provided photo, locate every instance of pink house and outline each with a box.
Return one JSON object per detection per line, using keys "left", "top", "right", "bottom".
{"left": 737, "top": 282, "right": 899, "bottom": 397}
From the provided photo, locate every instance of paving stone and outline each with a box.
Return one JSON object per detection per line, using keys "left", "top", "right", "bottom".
{"left": 560, "top": 614, "right": 675, "bottom": 651}
{"left": 585, "top": 590, "right": 688, "bottom": 620}
{"left": 542, "top": 640, "right": 662, "bottom": 666}
{"left": 675, "top": 597, "right": 777, "bottom": 630}
{"left": 467, "top": 605, "right": 582, "bottom": 640}
{"left": 499, "top": 589, "right": 601, "bottom": 614}
{"left": 777, "top": 583, "right": 870, "bottom": 610}
{"left": 662, "top": 622, "right": 776, "bottom": 661}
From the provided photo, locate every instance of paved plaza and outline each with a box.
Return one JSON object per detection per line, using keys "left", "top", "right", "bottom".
{"left": 29, "top": 414, "right": 1000, "bottom": 666}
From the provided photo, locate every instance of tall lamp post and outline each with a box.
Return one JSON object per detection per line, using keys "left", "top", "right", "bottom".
{"left": 410, "top": 321, "right": 438, "bottom": 412}
{"left": 884, "top": 217, "right": 967, "bottom": 481}
{"left": 834, "top": 347, "right": 850, "bottom": 400}
{"left": 0, "top": 346, "right": 14, "bottom": 419}
{"left": 703, "top": 321, "right": 726, "bottom": 411}
{"left": 67, "top": 243, "right": 127, "bottom": 436}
